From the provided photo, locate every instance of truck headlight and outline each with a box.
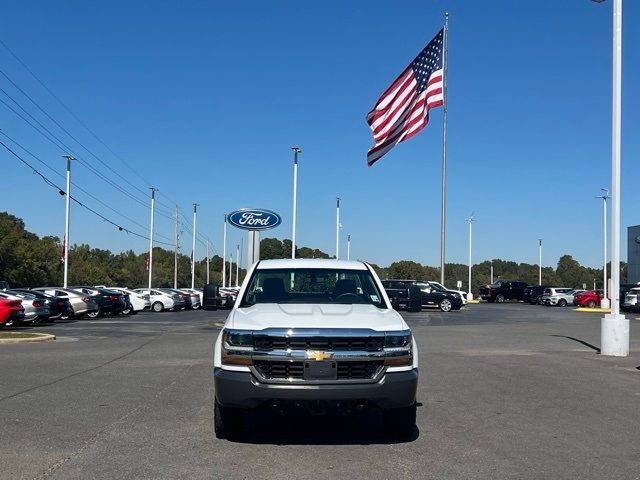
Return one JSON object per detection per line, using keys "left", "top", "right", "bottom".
{"left": 222, "top": 329, "right": 254, "bottom": 365}
{"left": 384, "top": 331, "right": 412, "bottom": 366}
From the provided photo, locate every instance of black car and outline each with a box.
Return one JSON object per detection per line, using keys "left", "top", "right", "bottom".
{"left": 381, "top": 279, "right": 463, "bottom": 312}
{"left": 69, "top": 286, "right": 126, "bottom": 318}
{"left": 11, "top": 288, "right": 73, "bottom": 320}
{"left": 522, "top": 285, "right": 549, "bottom": 305}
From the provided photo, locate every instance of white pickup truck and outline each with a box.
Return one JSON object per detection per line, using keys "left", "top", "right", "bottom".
{"left": 213, "top": 259, "right": 418, "bottom": 438}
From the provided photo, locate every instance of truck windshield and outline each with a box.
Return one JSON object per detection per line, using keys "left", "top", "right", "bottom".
{"left": 240, "top": 268, "right": 386, "bottom": 308}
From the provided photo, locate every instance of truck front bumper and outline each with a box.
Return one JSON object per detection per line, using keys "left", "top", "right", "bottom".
{"left": 214, "top": 368, "right": 418, "bottom": 410}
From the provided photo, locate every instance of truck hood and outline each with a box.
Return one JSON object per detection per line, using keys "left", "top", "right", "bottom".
{"left": 229, "top": 303, "right": 407, "bottom": 331}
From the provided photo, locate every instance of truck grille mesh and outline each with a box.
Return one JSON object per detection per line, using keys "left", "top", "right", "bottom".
{"left": 254, "top": 360, "right": 384, "bottom": 381}
{"left": 254, "top": 336, "right": 383, "bottom": 352}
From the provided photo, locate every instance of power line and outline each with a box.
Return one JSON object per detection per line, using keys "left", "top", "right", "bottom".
{"left": 0, "top": 138, "right": 174, "bottom": 247}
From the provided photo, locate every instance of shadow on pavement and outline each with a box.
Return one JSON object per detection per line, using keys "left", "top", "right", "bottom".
{"left": 227, "top": 409, "right": 420, "bottom": 445}
{"left": 551, "top": 335, "right": 601, "bottom": 353}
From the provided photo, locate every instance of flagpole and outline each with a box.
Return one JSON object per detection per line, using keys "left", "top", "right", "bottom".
{"left": 439, "top": 11, "right": 449, "bottom": 285}
{"left": 62, "top": 155, "right": 75, "bottom": 288}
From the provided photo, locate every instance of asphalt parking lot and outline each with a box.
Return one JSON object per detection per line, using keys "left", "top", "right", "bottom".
{"left": 1, "top": 304, "right": 639, "bottom": 480}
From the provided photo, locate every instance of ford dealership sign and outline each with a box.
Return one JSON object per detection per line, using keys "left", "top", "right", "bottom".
{"left": 227, "top": 208, "right": 281, "bottom": 231}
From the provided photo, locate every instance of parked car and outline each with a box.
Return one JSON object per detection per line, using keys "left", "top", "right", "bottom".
{"left": 68, "top": 286, "right": 126, "bottom": 318}
{"left": 381, "top": 279, "right": 463, "bottom": 312}
{"left": 573, "top": 289, "right": 605, "bottom": 308}
{"left": 179, "top": 289, "right": 202, "bottom": 309}
{"left": 10, "top": 289, "right": 73, "bottom": 321}
{"left": 158, "top": 288, "right": 190, "bottom": 310}
{"left": 103, "top": 287, "right": 151, "bottom": 315}
{"left": 134, "top": 288, "right": 179, "bottom": 312}
{"left": 541, "top": 287, "right": 575, "bottom": 307}
{"left": 180, "top": 288, "right": 203, "bottom": 307}
{"left": 0, "top": 297, "right": 24, "bottom": 328}
{"left": 32, "top": 287, "right": 99, "bottom": 319}
{"left": 523, "top": 285, "right": 549, "bottom": 305}
{"left": 427, "top": 281, "right": 468, "bottom": 305}
{"left": 3, "top": 291, "right": 50, "bottom": 324}
{"left": 622, "top": 287, "right": 640, "bottom": 312}
{"left": 479, "top": 280, "right": 528, "bottom": 303}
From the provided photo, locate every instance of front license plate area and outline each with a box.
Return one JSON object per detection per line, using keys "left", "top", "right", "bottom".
{"left": 304, "top": 361, "right": 337, "bottom": 380}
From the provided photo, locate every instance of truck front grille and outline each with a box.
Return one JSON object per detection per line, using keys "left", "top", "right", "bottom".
{"left": 254, "top": 360, "right": 384, "bottom": 381}
{"left": 254, "top": 336, "right": 383, "bottom": 352}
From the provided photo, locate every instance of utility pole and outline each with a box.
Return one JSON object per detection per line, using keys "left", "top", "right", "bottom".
{"left": 61, "top": 155, "right": 75, "bottom": 287}
{"left": 148, "top": 188, "right": 158, "bottom": 289}
{"left": 347, "top": 235, "right": 351, "bottom": 261}
{"left": 467, "top": 216, "right": 475, "bottom": 300}
{"left": 538, "top": 239, "right": 542, "bottom": 286}
{"left": 291, "top": 147, "right": 301, "bottom": 258}
{"left": 174, "top": 206, "right": 179, "bottom": 289}
{"left": 191, "top": 203, "right": 199, "bottom": 289}
{"left": 222, "top": 215, "right": 227, "bottom": 287}
{"left": 206, "top": 240, "right": 210, "bottom": 285}
{"left": 335, "top": 197, "right": 341, "bottom": 260}
{"left": 236, "top": 244, "right": 240, "bottom": 287}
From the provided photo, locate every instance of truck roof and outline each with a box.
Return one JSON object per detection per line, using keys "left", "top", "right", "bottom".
{"left": 256, "top": 259, "right": 368, "bottom": 270}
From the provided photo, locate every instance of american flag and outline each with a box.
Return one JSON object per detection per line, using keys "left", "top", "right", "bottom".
{"left": 366, "top": 29, "right": 444, "bottom": 167}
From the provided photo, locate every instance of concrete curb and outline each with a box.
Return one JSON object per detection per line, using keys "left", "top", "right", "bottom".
{"left": 0, "top": 333, "right": 56, "bottom": 344}
{"left": 574, "top": 307, "right": 611, "bottom": 313}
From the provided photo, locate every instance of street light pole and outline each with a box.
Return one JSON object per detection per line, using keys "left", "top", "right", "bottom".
{"left": 174, "top": 206, "right": 179, "bottom": 289}
{"left": 335, "top": 197, "right": 341, "bottom": 260}
{"left": 291, "top": 147, "right": 301, "bottom": 259}
{"left": 467, "top": 216, "right": 474, "bottom": 300}
{"left": 490, "top": 262, "right": 494, "bottom": 284}
{"left": 206, "top": 240, "right": 210, "bottom": 285}
{"left": 191, "top": 203, "right": 199, "bottom": 289}
{"left": 62, "top": 155, "right": 75, "bottom": 288}
{"left": 596, "top": 0, "right": 628, "bottom": 356}
{"left": 148, "top": 188, "right": 158, "bottom": 289}
{"left": 538, "top": 239, "right": 542, "bottom": 286}
{"left": 597, "top": 189, "right": 611, "bottom": 308}
{"left": 347, "top": 234, "right": 351, "bottom": 261}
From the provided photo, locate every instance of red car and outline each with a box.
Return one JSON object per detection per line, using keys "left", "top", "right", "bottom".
{"left": 573, "top": 289, "right": 605, "bottom": 308}
{"left": 0, "top": 297, "right": 25, "bottom": 328}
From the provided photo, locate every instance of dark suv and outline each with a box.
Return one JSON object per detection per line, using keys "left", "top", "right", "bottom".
{"left": 479, "top": 280, "right": 528, "bottom": 303}
{"left": 523, "top": 285, "right": 549, "bottom": 305}
{"left": 381, "top": 279, "right": 463, "bottom": 312}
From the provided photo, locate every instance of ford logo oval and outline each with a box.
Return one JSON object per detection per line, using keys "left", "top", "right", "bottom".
{"left": 227, "top": 208, "right": 282, "bottom": 231}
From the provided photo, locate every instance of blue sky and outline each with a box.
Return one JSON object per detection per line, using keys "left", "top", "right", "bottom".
{"left": 1, "top": 0, "right": 638, "bottom": 269}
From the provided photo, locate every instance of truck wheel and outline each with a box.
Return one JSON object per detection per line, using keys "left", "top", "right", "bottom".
{"left": 214, "top": 399, "right": 244, "bottom": 439}
{"left": 438, "top": 299, "right": 452, "bottom": 312}
{"left": 587, "top": 300, "right": 596, "bottom": 308}
{"left": 496, "top": 294, "right": 505, "bottom": 303}
{"left": 383, "top": 403, "right": 416, "bottom": 437}
{"left": 558, "top": 299, "right": 567, "bottom": 307}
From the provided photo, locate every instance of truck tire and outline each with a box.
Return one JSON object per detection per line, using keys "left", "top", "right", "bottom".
{"left": 496, "top": 294, "right": 505, "bottom": 303}
{"left": 214, "top": 399, "right": 244, "bottom": 439}
{"left": 438, "top": 298, "right": 453, "bottom": 312}
{"left": 383, "top": 403, "right": 416, "bottom": 437}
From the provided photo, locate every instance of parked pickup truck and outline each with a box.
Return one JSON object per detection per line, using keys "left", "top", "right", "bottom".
{"left": 213, "top": 259, "right": 418, "bottom": 439}
{"left": 381, "top": 279, "right": 463, "bottom": 312}
{"left": 479, "top": 280, "right": 528, "bottom": 303}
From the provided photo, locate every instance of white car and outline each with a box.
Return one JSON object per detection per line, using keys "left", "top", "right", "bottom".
{"left": 542, "top": 288, "right": 577, "bottom": 307}
{"left": 106, "top": 287, "right": 151, "bottom": 314}
{"left": 213, "top": 259, "right": 418, "bottom": 439}
{"left": 133, "top": 288, "right": 176, "bottom": 313}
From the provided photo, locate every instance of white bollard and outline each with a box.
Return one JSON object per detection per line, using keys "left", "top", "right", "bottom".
{"left": 601, "top": 314, "right": 629, "bottom": 356}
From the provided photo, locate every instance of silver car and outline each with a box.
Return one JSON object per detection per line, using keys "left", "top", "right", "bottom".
{"left": 32, "top": 287, "right": 99, "bottom": 319}
{"left": 179, "top": 289, "right": 202, "bottom": 309}
{"left": 0, "top": 291, "right": 50, "bottom": 324}
{"left": 542, "top": 288, "right": 577, "bottom": 307}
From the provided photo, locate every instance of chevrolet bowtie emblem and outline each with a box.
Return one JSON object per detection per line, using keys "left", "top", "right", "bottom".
{"left": 307, "top": 351, "right": 333, "bottom": 361}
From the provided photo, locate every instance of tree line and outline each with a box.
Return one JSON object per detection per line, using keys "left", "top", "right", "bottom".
{"left": 0, "top": 211, "right": 623, "bottom": 293}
